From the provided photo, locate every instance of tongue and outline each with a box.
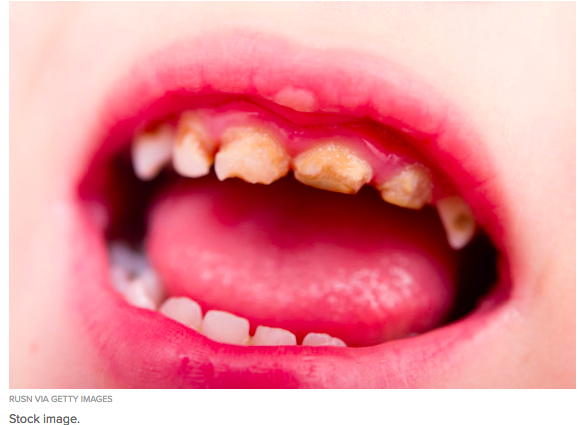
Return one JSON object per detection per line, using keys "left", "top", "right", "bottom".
{"left": 146, "top": 175, "right": 458, "bottom": 346}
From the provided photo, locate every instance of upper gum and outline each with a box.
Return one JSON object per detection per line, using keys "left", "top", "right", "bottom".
{"left": 131, "top": 101, "right": 447, "bottom": 206}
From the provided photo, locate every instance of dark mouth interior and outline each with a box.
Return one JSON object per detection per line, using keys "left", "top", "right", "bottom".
{"left": 78, "top": 95, "right": 500, "bottom": 346}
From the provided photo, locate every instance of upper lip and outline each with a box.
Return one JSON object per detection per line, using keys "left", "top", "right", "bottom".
{"left": 68, "top": 30, "right": 517, "bottom": 388}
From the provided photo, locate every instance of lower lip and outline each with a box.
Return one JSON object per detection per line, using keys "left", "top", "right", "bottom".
{"left": 68, "top": 31, "right": 515, "bottom": 388}
{"left": 69, "top": 200, "right": 510, "bottom": 388}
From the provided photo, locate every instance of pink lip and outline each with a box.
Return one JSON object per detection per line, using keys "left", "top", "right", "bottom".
{"left": 68, "top": 30, "right": 516, "bottom": 388}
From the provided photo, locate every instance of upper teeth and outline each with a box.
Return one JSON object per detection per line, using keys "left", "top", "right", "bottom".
{"left": 129, "top": 110, "right": 478, "bottom": 249}
{"left": 436, "top": 196, "right": 476, "bottom": 250}
{"left": 214, "top": 126, "right": 291, "bottom": 185}
{"left": 376, "top": 163, "right": 433, "bottom": 210}
{"left": 131, "top": 124, "right": 174, "bottom": 181}
{"left": 172, "top": 112, "right": 217, "bottom": 178}
{"left": 292, "top": 142, "right": 373, "bottom": 194}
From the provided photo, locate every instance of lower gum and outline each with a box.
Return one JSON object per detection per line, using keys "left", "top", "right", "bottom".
{"left": 108, "top": 243, "right": 351, "bottom": 347}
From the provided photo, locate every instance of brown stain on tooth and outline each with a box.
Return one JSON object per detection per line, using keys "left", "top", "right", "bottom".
{"left": 377, "top": 163, "right": 433, "bottom": 210}
{"left": 436, "top": 195, "right": 476, "bottom": 250}
{"left": 214, "top": 126, "right": 291, "bottom": 185}
{"left": 172, "top": 112, "right": 217, "bottom": 178}
{"left": 292, "top": 142, "right": 373, "bottom": 194}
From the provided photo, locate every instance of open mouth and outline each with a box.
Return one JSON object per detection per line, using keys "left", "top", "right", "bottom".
{"left": 68, "top": 31, "right": 513, "bottom": 388}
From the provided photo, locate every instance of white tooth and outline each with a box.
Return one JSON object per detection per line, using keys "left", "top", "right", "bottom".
{"left": 292, "top": 142, "right": 372, "bottom": 194}
{"left": 302, "top": 332, "right": 347, "bottom": 347}
{"left": 172, "top": 112, "right": 216, "bottom": 178}
{"left": 108, "top": 243, "right": 164, "bottom": 304}
{"left": 159, "top": 297, "right": 203, "bottom": 330}
{"left": 109, "top": 265, "right": 132, "bottom": 294}
{"left": 436, "top": 195, "right": 476, "bottom": 249}
{"left": 123, "top": 281, "right": 157, "bottom": 310}
{"left": 201, "top": 310, "right": 250, "bottom": 345}
{"left": 135, "top": 268, "right": 165, "bottom": 307}
{"left": 131, "top": 124, "right": 174, "bottom": 181}
{"left": 251, "top": 326, "right": 297, "bottom": 346}
{"left": 377, "top": 163, "right": 433, "bottom": 210}
{"left": 214, "top": 126, "right": 290, "bottom": 184}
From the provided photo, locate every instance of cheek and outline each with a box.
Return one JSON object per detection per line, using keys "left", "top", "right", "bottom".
{"left": 524, "top": 237, "right": 575, "bottom": 387}
{"left": 438, "top": 245, "right": 575, "bottom": 388}
{"left": 10, "top": 202, "right": 111, "bottom": 388}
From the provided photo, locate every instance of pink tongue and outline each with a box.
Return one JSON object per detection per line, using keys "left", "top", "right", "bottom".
{"left": 146, "top": 176, "right": 458, "bottom": 346}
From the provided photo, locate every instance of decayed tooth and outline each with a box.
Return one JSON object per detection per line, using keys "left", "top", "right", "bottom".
{"left": 172, "top": 112, "right": 217, "bottom": 178}
{"left": 292, "top": 142, "right": 372, "bottom": 194}
{"left": 302, "top": 332, "right": 347, "bottom": 347}
{"left": 251, "top": 326, "right": 297, "bottom": 346}
{"left": 131, "top": 124, "right": 174, "bottom": 181}
{"left": 214, "top": 126, "right": 290, "bottom": 184}
{"left": 377, "top": 163, "right": 433, "bottom": 209}
{"left": 201, "top": 310, "right": 251, "bottom": 345}
{"left": 436, "top": 195, "right": 476, "bottom": 250}
{"left": 159, "top": 297, "right": 203, "bottom": 330}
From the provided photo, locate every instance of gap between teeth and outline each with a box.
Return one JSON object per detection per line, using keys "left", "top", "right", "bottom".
{"left": 109, "top": 243, "right": 348, "bottom": 347}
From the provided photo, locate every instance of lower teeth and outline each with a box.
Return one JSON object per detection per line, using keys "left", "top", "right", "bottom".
{"left": 108, "top": 242, "right": 348, "bottom": 347}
